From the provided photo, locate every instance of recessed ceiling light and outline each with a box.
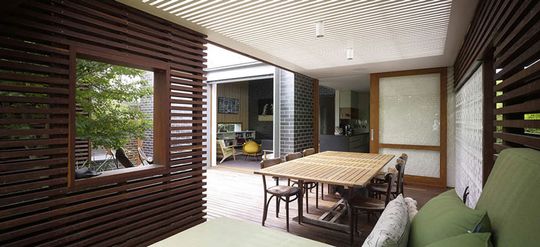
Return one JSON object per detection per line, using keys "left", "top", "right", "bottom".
{"left": 346, "top": 48, "right": 354, "bottom": 60}
{"left": 315, "top": 21, "right": 325, "bottom": 38}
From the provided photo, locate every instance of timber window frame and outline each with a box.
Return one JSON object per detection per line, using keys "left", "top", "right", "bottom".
{"left": 68, "top": 46, "right": 171, "bottom": 189}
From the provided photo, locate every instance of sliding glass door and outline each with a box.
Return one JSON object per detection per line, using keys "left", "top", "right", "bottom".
{"left": 370, "top": 68, "right": 447, "bottom": 187}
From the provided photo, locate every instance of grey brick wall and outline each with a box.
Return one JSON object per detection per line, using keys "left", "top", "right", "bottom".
{"left": 279, "top": 70, "right": 295, "bottom": 154}
{"left": 279, "top": 70, "right": 315, "bottom": 155}
{"left": 293, "top": 73, "right": 314, "bottom": 152}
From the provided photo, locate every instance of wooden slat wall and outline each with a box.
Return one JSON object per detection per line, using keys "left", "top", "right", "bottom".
{"left": 454, "top": 0, "right": 540, "bottom": 180}
{"left": 0, "top": 0, "right": 207, "bottom": 246}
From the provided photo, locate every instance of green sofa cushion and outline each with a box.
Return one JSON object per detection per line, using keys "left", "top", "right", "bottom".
{"left": 409, "top": 189, "right": 490, "bottom": 247}
{"left": 475, "top": 148, "right": 540, "bottom": 247}
{"left": 425, "top": 233, "right": 492, "bottom": 247}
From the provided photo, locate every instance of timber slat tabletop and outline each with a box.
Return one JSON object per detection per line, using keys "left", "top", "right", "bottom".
{"left": 254, "top": 151, "right": 395, "bottom": 187}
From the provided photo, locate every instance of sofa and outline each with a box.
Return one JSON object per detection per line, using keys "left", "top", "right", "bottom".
{"left": 364, "top": 148, "right": 540, "bottom": 246}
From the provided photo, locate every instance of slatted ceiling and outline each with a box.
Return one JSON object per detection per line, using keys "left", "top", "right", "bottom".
{"left": 0, "top": 0, "right": 206, "bottom": 246}
{"left": 141, "top": 0, "right": 451, "bottom": 69}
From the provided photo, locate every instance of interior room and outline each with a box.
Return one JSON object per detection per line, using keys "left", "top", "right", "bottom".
{"left": 215, "top": 79, "right": 274, "bottom": 170}
{"left": 1, "top": 1, "right": 539, "bottom": 247}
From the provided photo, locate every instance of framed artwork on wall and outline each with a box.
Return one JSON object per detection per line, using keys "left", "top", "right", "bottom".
{"left": 218, "top": 97, "right": 240, "bottom": 114}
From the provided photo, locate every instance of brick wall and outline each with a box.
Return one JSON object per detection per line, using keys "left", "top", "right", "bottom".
{"left": 279, "top": 69, "right": 295, "bottom": 154}
{"left": 278, "top": 69, "right": 315, "bottom": 154}
{"left": 293, "top": 73, "right": 314, "bottom": 152}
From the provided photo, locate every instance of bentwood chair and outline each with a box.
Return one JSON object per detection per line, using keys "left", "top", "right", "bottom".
{"left": 349, "top": 173, "right": 394, "bottom": 244}
{"left": 285, "top": 151, "right": 320, "bottom": 213}
{"left": 369, "top": 155, "right": 407, "bottom": 198}
{"left": 260, "top": 158, "right": 300, "bottom": 232}
{"left": 302, "top": 148, "right": 326, "bottom": 201}
{"left": 302, "top": 148, "right": 315, "bottom": 156}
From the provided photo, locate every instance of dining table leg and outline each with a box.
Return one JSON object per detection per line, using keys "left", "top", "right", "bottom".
{"left": 298, "top": 180, "right": 304, "bottom": 224}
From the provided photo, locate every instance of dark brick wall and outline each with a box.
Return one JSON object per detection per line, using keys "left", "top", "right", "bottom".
{"left": 248, "top": 79, "right": 274, "bottom": 141}
{"left": 293, "top": 73, "right": 314, "bottom": 152}
{"left": 278, "top": 70, "right": 315, "bottom": 154}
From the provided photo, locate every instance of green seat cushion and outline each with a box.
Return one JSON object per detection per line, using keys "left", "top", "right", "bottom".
{"left": 425, "top": 233, "right": 492, "bottom": 247}
{"left": 409, "top": 189, "right": 491, "bottom": 247}
{"left": 475, "top": 148, "right": 540, "bottom": 247}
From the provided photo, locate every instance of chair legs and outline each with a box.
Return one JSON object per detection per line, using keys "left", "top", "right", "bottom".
{"left": 321, "top": 183, "right": 324, "bottom": 200}
{"left": 262, "top": 194, "right": 294, "bottom": 232}
{"left": 262, "top": 194, "right": 274, "bottom": 226}
{"left": 276, "top": 197, "right": 281, "bottom": 217}
{"left": 285, "top": 196, "right": 290, "bottom": 232}
{"left": 315, "top": 183, "right": 319, "bottom": 209}
{"left": 305, "top": 189, "right": 309, "bottom": 213}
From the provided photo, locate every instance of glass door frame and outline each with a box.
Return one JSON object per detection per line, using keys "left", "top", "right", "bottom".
{"left": 369, "top": 67, "right": 448, "bottom": 187}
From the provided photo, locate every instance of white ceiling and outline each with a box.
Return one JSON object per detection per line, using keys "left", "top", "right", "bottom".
{"left": 119, "top": 0, "right": 478, "bottom": 92}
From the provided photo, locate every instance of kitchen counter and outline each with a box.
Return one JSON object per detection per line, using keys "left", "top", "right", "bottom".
{"left": 320, "top": 133, "right": 370, "bottom": 153}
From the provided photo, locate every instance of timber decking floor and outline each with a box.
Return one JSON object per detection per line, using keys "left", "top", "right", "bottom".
{"left": 205, "top": 166, "right": 446, "bottom": 246}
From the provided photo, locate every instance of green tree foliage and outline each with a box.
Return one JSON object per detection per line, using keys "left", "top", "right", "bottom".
{"left": 76, "top": 59, "right": 153, "bottom": 149}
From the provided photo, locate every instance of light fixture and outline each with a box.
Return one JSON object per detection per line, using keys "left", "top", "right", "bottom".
{"left": 315, "top": 21, "right": 325, "bottom": 38}
{"left": 346, "top": 48, "right": 354, "bottom": 60}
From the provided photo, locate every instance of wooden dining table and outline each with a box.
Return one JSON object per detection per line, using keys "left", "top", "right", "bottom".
{"left": 254, "top": 151, "right": 394, "bottom": 232}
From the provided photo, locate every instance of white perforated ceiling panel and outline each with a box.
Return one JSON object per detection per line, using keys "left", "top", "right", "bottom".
{"left": 137, "top": 0, "right": 452, "bottom": 70}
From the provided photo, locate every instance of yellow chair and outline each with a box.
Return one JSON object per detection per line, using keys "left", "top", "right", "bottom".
{"left": 242, "top": 140, "right": 261, "bottom": 161}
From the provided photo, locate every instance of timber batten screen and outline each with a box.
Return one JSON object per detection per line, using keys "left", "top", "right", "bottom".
{"left": 454, "top": 0, "right": 540, "bottom": 182}
{"left": 0, "top": 0, "right": 207, "bottom": 246}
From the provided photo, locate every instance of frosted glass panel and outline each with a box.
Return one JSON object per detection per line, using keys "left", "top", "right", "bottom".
{"left": 379, "top": 74, "right": 440, "bottom": 145}
{"left": 380, "top": 148, "right": 440, "bottom": 178}
{"left": 455, "top": 65, "right": 483, "bottom": 208}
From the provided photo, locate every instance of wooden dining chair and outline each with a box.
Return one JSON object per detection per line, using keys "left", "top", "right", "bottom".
{"left": 301, "top": 148, "right": 326, "bottom": 201}
{"left": 285, "top": 152, "right": 303, "bottom": 161}
{"left": 260, "top": 158, "right": 300, "bottom": 232}
{"left": 368, "top": 155, "right": 407, "bottom": 198}
{"left": 285, "top": 152, "right": 320, "bottom": 213}
{"left": 302, "top": 148, "right": 315, "bottom": 156}
{"left": 349, "top": 173, "right": 394, "bottom": 244}
{"left": 372, "top": 153, "right": 408, "bottom": 183}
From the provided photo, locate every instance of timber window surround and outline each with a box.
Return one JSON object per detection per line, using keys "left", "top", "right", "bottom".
{"left": 69, "top": 47, "right": 170, "bottom": 186}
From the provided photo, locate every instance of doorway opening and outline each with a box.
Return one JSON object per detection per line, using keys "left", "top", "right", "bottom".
{"left": 205, "top": 44, "right": 278, "bottom": 172}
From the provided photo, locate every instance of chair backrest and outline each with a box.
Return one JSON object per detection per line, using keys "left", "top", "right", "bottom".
{"left": 395, "top": 157, "right": 406, "bottom": 194}
{"left": 398, "top": 153, "right": 408, "bottom": 193}
{"left": 260, "top": 158, "right": 282, "bottom": 169}
{"left": 218, "top": 139, "right": 233, "bottom": 154}
{"left": 138, "top": 147, "right": 151, "bottom": 166}
{"left": 302, "top": 148, "right": 315, "bottom": 157}
{"left": 115, "top": 148, "right": 134, "bottom": 168}
{"left": 260, "top": 158, "right": 282, "bottom": 188}
{"left": 383, "top": 172, "right": 394, "bottom": 206}
{"left": 285, "top": 152, "right": 303, "bottom": 161}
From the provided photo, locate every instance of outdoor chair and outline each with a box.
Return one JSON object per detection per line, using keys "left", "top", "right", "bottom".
{"left": 115, "top": 148, "right": 134, "bottom": 168}
{"left": 217, "top": 139, "right": 236, "bottom": 163}
{"left": 368, "top": 155, "right": 407, "bottom": 199}
{"left": 349, "top": 172, "right": 394, "bottom": 244}
{"left": 260, "top": 158, "right": 300, "bottom": 232}
{"left": 302, "top": 148, "right": 315, "bottom": 156}
{"left": 285, "top": 152, "right": 320, "bottom": 213}
{"left": 243, "top": 140, "right": 261, "bottom": 161}
{"left": 138, "top": 147, "right": 153, "bottom": 166}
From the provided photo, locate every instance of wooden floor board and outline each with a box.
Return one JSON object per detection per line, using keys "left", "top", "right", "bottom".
{"left": 205, "top": 166, "right": 445, "bottom": 246}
